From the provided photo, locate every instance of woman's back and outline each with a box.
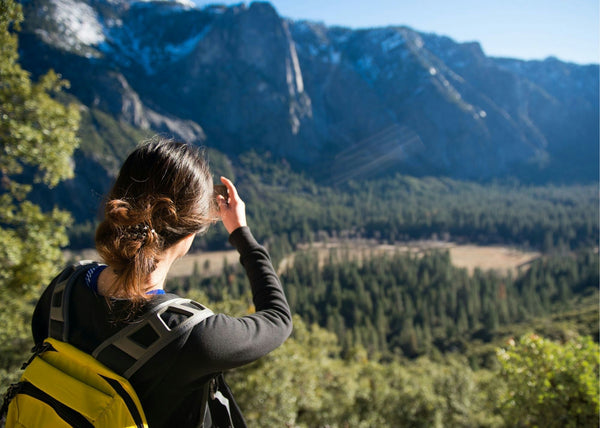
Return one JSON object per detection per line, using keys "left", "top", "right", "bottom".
{"left": 31, "top": 139, "right": 292, "bottom": 426}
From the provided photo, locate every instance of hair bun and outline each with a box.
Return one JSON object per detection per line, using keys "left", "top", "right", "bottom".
{"left": 106, "top": 199, "right": 142, "bottom": 227}
{"left": 150, "top": 197, "right": 177, "bottom": 229}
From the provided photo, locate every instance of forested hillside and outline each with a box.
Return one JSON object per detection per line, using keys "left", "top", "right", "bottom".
{"left": 173, "top": 243, "right": 598, "bottom": 360}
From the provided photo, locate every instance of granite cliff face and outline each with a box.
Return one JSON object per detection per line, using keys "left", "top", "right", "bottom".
{"left": 17, "top": 0, "right": 599, "bottom": 186}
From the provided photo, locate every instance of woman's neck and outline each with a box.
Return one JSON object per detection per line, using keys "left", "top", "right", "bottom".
{"left": 97, "top": 234, "right": 194, "bottom": 298}
{"left": 97, "top": 261, "right": 170, "bottom": 297}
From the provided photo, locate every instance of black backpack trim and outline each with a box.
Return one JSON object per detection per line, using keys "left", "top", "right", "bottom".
{"left": 99, "top": 375, "right": 145, "bottom": 428}
{"left": 6, "top": 381, "right": 94, "bottom": 428}
{"left": 48, "top": 262, "right": 92, "bottom": 341}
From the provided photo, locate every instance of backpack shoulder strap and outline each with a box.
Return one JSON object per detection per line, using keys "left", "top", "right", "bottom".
{"left": 93, "top": 298, "right": 213, "bottom": 379}
{"left": 48, "top": 261, "right": 213, "bottom": 379}
{"left": 48, "top": 261, "right": 98, "bottom": 341}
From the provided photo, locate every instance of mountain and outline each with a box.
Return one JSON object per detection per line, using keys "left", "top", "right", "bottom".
{"left": 15, "top": 0, "right": 600, "bottom": 212}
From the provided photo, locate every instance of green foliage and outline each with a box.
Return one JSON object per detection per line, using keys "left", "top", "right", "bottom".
{"left": 173, "top": 283, "right": 600, "bottom": 427}
{"left": 224, "top": 321, "right": 597, "bottom": 427}
{"left": 0, "top": 14, "right": 80, "bottom": 188}
{"left": 226, "top": 315, "right": 503, "bottom": 428}
{"left": 0, "top": 0, "right": 79, "bottom": 392}
{"left": 0, "top": 200, "right": 70, "bottom": 292}
{"left": 0, "top": 0, "right": 79, "bottom": 292}
{"left": 497, "top": 334, "right": 599, "bottom": 427}
{"left": 0, "top": 293, "right": 35, "bottom": 395}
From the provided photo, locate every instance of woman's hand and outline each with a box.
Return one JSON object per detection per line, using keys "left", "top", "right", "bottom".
{"left": 217, "top": 176, "right": 247, "bottom": 234}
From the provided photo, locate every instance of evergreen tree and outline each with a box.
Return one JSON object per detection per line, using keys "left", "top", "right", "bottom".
{"left": 0, "top": 0, "right": 80, "bottom": 293}
{"left": 0, "top": 0, "right": 80, "bottom": 391}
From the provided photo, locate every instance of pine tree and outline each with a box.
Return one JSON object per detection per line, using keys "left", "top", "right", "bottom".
{"left": 0, "top": 0, "right": 80, "bottom": 293}
{"left": 0, "top": 0, "right": 80, "bottom": 392}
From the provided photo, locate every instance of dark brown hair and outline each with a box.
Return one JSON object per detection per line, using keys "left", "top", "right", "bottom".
{"left": 95, "top": 137, "right": 214, "bottom": 301}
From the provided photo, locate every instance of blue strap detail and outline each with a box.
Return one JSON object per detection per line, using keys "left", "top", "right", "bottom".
{"left": 85, "top": 264, "right": 108, "bottom": 294}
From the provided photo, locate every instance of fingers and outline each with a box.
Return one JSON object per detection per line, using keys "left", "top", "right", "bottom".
{"left": 220, "top": 176, "right": 239, "bottom": 200}
{"left": 217, "top": 176, "right": 247, "bottom": 234}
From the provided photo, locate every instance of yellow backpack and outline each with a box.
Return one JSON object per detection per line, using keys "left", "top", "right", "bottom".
{"left": 1, "top": 262, "right": 213, "bottom": 427}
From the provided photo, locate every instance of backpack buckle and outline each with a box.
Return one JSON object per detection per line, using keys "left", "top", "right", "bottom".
{"left": 21, "top": 341, "right": 54, "bottom": 370}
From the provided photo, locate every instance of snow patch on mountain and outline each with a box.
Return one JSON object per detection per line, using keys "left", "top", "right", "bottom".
{"left": 356, "top": 55, "right": 380, "bottom": 81}
{"left": 381, "top": 32, "right": 405, "bottom": 53}
{"left": 106, "top": 0, "right": 196, "bottom": 9}
{"left": 164, "top": 27, "right": 211, "bottom": 58}
{"left": 137, "top": 0, "right": 196, "bottom": 8}
{"left": 289, "top": 21, "right": 344, "bottom": 66}
{"left": 48, "top": 0, "right": 105, "bottom": 47}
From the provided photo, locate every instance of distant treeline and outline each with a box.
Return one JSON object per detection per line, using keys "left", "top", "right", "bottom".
{"left": 199, "top": 152, "right": 599, "bottom": 253}
{"left": 69, "top": 151, "right": 598, "bottom": 252}
{"left": 171, "top": 247, "right": 598, "bottom": 363}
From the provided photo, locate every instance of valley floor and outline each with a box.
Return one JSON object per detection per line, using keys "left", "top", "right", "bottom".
{"left": 65, "top": 241, "right": 541, "bottom": 279}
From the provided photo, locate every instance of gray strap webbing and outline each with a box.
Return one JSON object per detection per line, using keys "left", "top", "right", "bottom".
{"left": 49, "top": 261, "right": 97, "bottom": 341}
{"left": 92, "top": 298, "right": 213, "bottom": 379}
{"left": 49, "top": 262, "right": 214, "bottom": 380}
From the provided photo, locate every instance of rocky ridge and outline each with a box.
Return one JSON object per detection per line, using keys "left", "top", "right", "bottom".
{"left": 16, "top": 0, "right": 599, "bottom": 189}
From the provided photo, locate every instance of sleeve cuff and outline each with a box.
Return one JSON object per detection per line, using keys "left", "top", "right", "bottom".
{"left": 228, "top": 226, "right": 260, "bottom": 255}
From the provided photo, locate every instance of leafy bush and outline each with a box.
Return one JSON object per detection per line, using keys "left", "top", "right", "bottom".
{"left": 227, "top": 315, "right": 503, "bottom": 427}
{"left": 497, "top": 334, "right": 599, "bottom": 427}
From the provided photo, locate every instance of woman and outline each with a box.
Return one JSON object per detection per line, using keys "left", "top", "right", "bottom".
{"left": 30, "top": 138, "right": 293, "bottom": 427}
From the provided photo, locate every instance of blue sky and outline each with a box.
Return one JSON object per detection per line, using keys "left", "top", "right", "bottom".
{"left": 194, "top": 0, "right": 599, "bottom": 64}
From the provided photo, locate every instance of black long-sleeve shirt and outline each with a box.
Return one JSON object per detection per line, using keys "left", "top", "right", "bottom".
{"left": 31, "top": 227, "right": 293, "bottom": 427}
